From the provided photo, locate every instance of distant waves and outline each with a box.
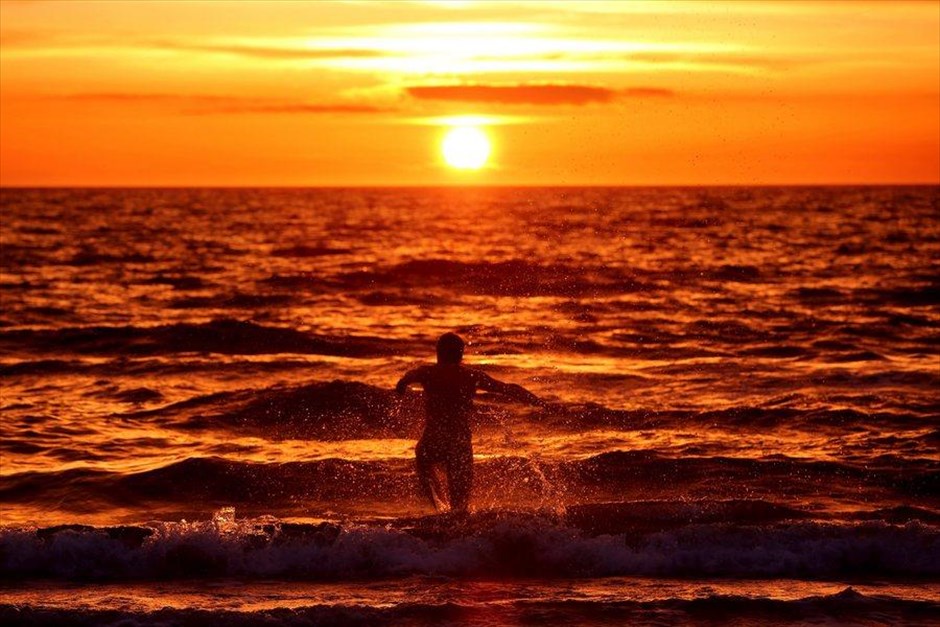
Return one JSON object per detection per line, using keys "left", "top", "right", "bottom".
{"left": 0, "top": 319, "right": 409, "bottom": 358}
{"left": 2, "top": 306, "right": 937, "bottom": 366}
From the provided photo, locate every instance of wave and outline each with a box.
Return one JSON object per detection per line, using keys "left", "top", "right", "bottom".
{"left": 112, "top": 387, "right": 165, "bottom": 404}
{"left": 3, "top": 590, "right": 940, "bottom": 627}
{"left": 543, "top": 401, "right": 937, "bottom": 432}
{"left": 1, "top": 509, "right": 938, "bottom": 581}
{"left": 567, "top": 450, "right": 940, "bottom": 501}
{"left": 136, "top": 273, "right": 209, "bottom": 290}
{"left": 65, "top": 249, "right": 156, "bottom": 267}
{"left": 336, "top": 259, "right": 652, "bottom": 298}
{"left": 168, "top": 292, "right": 295, "bottom": 310}
{"left": 3, "top": 314, "right": 935, "bottom": 377}
{"left": 4, "top": 591, "right": 939, "bottom": 627}
{"left": 0, "top": 319, "right": 408, "bottom": 357}
{"left": 323, "top": 259, "right": 808, "bottom": 298}
{"left": 0, "top": 456, "right": 415, "bottom": 508}
{"left": 3, "top": 450, "right": 937, "bottom": 513}
{"left": 0, "top": 357, "right": 323, "bottom": 378}
{"left": 269, "top": 244, "right": 351, "bottom": 258}
{"left": 107, "top": 378, "right": 938, "bottom": 440}
{"left": 124, "top": 380, "right": 423, "bottom": 439}
{"left": 865, "top": 283, "right": 940, "bottom": 307}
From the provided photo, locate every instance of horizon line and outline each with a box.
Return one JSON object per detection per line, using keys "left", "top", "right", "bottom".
{"left": 2, "top": 182, "right": 938, "bottom": 190}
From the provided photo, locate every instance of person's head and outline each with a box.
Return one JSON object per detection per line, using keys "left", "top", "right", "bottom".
{"left": 436, "top": 332, "right": 465, "bottom": 364}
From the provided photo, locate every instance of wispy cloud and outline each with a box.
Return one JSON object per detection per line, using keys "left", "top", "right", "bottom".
{"left": 148, "top": 41, "right": 388, "bottom": 61}
{"left": 622, "top": 50, "right": 805, "bottom": 72}
{"left": 406, "top": 83, "right": 673, "bottom": 105}
{"left": 0, "top": 26, "right": 777, "bottom": 76}
{"left": 57, "top": 93, "right": 223, "bottom": 102}
{"left": 54, "top": 86, "right": 672, "bottom": 114}
{"left": 198, "top": 103, "right": 394, "bottom": 115}
{"left": 620, "top": 87, "right": 674, "bottom": 97}
{"left": 0, "top": 31, "right": 392, "bottom": 61}
{"left": 49, "top": 93, "right": 394, "bottom": 115}
{"left": 407, "top": 84, "right": 614, "bottom": 105}
{"left": 0, "top": 29, "right": 50, "bottom": 47}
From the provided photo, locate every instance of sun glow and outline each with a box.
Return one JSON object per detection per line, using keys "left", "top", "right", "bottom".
{"left": 441, "top": 126, "right": 491, "bottom": 170}
{"left": 0, "top": 2, "right": 937, "bottom": 185}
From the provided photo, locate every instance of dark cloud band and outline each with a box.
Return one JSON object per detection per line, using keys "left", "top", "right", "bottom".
{"left": 407, "top": 84, "right": 674, "bottom": 105}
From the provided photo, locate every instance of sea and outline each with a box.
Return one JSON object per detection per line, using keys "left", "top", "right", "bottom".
{"left": 1, "top": 186, "right": 938, "bottom": 626}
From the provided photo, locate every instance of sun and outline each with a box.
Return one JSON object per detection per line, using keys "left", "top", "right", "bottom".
{"left": 442, "top": 126, "right": 491, "bottom": 170}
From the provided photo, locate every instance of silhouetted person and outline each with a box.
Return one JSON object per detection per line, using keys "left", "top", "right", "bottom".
{"left": 396, "top": 332, "right": 542, "bottom": 514}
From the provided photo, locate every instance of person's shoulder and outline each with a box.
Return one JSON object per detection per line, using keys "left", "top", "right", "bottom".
{"left": 403, "top": 363, "right": 432, "bottom": 379}
{"left": 464, "top": 366, "right": 490, "bottom": 382}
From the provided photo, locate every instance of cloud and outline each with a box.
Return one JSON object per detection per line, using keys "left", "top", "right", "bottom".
{"left": 50, "top": 93, "right": 394, "bottom": 115}
{"left": 407, "top": 84, "right": 615, "bottom": 105}
{"left": 406, "top": 83, "right": 673, "bottom": 105}
{"left": 56, "top": 86, "right": 667, "bottom": 113}
{"left": 620, "top": 87, "right": 674, "bottom": 98}
{"left": 0, "top": 29, "right": 50, "bottom": 47}
{"left": 624, "top": 51, "right": 802, "bottom": 72}
{"left": 149, "top": 41, "right": 387, "bottom": 60}
{"left": 0, "top": 29, "right": 790, "bottom": 75}
{"left": 195, "top": 103, "right": 395, "bottom": 115}
{"left": 0, "top": 31, "right": 388, "bottom": 61}
{"left": 58, "top": 93, "right": 216, "bottom": 102}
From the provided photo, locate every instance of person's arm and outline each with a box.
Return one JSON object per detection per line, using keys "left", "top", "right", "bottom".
{"left": 396, "top": 366, "right": 426, "bottom": 394}
{"left": 473, "top": 370, "right": 543, "bottom": 406}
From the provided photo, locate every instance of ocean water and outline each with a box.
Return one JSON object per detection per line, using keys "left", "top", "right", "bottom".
{"left": 1, "top": 186, "right": 938, "bottom": 625}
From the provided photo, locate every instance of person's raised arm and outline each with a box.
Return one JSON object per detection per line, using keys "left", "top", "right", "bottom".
{"left": 474, "top": 370, "right": 543, "bottom": 406}
{"left": 396, "top": 366, "right": 426, "bottom": 395}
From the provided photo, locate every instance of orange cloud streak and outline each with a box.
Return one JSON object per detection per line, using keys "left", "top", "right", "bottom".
{"left": 50, "top": 93, "right": 395, "bottom": 115}
{"left": 406, "top": 84, "right": 674, "bottom": 105}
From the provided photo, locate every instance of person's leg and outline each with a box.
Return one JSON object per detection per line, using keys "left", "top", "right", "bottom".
{"left": 446, "top": 444, "right": 474, "bottom": 514}
{"left": 415, "top": 439, "right": 437, "bottom": 507}
{"left": 416, "top": 439, "right": 449, "bottom": 510}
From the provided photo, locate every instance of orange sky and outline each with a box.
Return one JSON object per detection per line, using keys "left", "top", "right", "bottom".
{"left": 1, "top": 0, "right": 938, "bottom": 186}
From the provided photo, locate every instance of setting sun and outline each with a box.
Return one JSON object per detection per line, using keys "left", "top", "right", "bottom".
{"left": 442, "top": 126, "right": 491, "bottom": 170}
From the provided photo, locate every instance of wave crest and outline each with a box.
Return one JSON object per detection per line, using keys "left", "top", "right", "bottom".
{"left": 2, "top": 511, "right": 937, "bottom": 581}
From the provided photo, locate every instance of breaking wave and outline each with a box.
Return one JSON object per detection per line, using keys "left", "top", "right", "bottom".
{"left": 1, "top": 510, "right": 938, "bottom": 581}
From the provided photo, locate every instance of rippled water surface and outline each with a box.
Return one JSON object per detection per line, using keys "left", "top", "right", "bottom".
{"left": 1, "top": 187, "right": 938, "bottom": 625}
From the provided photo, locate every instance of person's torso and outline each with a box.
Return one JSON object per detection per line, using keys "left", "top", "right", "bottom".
{"left": 420, "top": 364, "right": 476, "bottom": 441}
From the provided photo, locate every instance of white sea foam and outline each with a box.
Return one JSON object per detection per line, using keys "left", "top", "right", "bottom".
{"left": 2, "top": 512, "right": 937, "bottom": 581}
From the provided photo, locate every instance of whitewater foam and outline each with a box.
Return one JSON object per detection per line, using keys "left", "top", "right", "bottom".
{"left": 3, "top": 510, "right": 938, "bottom": 581}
